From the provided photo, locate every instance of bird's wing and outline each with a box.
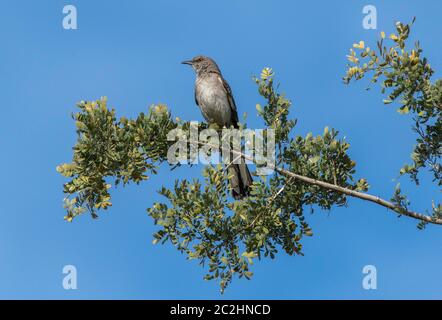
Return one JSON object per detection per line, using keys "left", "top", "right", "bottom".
{"left": 218, "top": 75, "right": 240, "bottom": 128}
{"left": 194, "top": 85, "right": 200, "bottom": 106}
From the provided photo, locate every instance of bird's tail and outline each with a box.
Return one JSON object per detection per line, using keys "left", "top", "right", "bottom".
{"left": 228, "top": 158, "right": 253, "bottom": 200}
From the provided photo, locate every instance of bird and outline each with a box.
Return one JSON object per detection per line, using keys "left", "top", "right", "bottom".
{"left": 182, "top": 55, "right": 253, "bottom": 199}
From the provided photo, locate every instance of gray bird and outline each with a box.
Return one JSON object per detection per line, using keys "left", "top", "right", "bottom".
{"left": 182, "top": 55, "right": 253, "bottom": 199}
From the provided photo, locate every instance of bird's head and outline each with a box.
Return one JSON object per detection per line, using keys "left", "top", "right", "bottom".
{"left": 182, "top": 55, "right": 221, "bottom": 75}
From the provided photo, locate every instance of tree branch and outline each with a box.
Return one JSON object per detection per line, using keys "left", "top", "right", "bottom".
{"left": 189, "top": 139, "right": 442, "bottom": 226}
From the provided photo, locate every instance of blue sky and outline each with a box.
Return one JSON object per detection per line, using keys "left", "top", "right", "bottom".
{"left": 0, "top": 0, "right": 441, "bottom": 299}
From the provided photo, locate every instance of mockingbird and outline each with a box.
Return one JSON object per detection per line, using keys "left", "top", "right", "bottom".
{"left": 182, "top": 55, "right": 253, "bottom": 199}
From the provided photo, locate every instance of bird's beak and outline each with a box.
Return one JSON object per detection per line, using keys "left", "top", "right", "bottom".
{"left": 181, "top": 60, "right": 193, "bottom": 65}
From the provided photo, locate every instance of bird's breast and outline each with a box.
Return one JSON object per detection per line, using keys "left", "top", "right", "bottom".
{"left": 196, "top": 76, "right": 232, "bottom": 127}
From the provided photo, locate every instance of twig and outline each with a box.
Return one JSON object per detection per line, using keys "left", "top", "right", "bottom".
{"left": 245, "top": 176, "right": 294, "bottom": 230}
{"left": 223, "top": 154, "right": 243, "bottom": 172}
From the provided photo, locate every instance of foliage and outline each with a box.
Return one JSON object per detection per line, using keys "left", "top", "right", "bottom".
{"left": 344, "top": 19, "right": 442, "bottom": 226}
{"left": 58, "top": 70, "right": 365, "bottom": 292}
{"left": 57, "top": 20, "right": 440, "bottom": 292}
{"left": 57, "top": 99, "right": 177, "bottom": 221}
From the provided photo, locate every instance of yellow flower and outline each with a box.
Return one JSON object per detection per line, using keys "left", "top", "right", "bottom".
{"left": 260, "top": 67, "right": 273, "bottom": 80}
{"left": 347, "top": 66, "right": 360, "bottom": 77}
{"left": 380, "top": 31, "right": 385, "bottom": 39}
{"left": 154, "top": 104, "right": 168, "bottom": 114}
{"left": 353, "top": 41, "right": 365, "bottom": 49}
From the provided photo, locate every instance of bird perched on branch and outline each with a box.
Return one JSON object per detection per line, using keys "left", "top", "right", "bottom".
{"left": 182, "top": 55, "right": 253, "bottom": 199}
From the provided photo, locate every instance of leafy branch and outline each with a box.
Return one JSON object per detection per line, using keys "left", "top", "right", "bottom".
{"left": 344, "top": 18, "right": 442, "bottom": 227}
{"left": 58, "top": 20, "right": 441, "bottom": 292}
